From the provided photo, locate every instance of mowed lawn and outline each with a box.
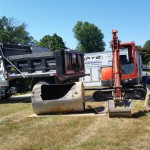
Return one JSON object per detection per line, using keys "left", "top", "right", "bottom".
{"left": 0, "top": 93, "right": 150, "bottom": 150}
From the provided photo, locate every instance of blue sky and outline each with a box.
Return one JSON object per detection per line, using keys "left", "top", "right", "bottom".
{"left": 0, "top": 0, "right": 150, "bottom": 50}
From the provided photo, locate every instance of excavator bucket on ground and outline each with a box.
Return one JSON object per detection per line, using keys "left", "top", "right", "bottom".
{"left": 108, "top": 99, "right": 132, "bottom": 117}
{"left": 31, "top": 82, "right": 85, "bottom": 115}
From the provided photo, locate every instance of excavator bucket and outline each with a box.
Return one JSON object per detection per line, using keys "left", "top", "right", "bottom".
{"left": 31, "top": 82, "right": 85, "bottom": 115}
{"left": 108, "top": 99, "right": 132, "bottom": 117}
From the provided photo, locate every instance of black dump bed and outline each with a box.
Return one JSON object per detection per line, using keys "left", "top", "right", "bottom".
{"left": 2, "top": 44, "right": 32, "bottom": 56}
{"left": 0, "top": 44, "right": 85, "bottom": 81}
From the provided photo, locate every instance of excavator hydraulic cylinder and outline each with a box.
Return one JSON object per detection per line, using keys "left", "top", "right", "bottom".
{"left": 31, "top": 82, "right": 85, "bottom": 115}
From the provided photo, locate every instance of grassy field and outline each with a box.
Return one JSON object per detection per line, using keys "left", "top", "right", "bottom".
{"left": 0, "top": 93, "right": 150, "bottom": 150}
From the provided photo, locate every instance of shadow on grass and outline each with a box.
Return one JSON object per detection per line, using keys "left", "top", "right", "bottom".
{"left": 132, "top": 110, "right": 150, "bottom": 118}
{"left": 0, "top": 95, "right": 31, "bottom": 104}
{"left": 86, "top": 106, "right": 106, "bottom": 114}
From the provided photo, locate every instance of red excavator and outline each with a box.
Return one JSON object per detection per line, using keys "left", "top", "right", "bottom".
{"left": 93, "top": 30, "right": 146, "bottom": 117}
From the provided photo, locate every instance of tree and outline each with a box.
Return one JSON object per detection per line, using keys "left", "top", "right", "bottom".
{"left": 136, "top": 45, "right": 145, "bottom": 63}
{"left": 73, "top": 21, "right": 105, "bottom": 53}
{"left": 143, "top": 40, "right": 150, "bottom": 65}
{"left": 143, "top": 40, "right": 150, "bottom": 50}
{"left": 0, "top": 16, "right": 34, "bottom": 44}
{"left": 136, "top": 43, "right": 150, "bottom": 64}
{"left": 38, "top": 35, "right": 51, "bottom": 48}
{"left": 38, "top": 33, "right": 66, "bottom": 51}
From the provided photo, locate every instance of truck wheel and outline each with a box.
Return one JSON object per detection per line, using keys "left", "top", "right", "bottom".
{"left": 1, "top": 94, "right": 11, "bottom": 99}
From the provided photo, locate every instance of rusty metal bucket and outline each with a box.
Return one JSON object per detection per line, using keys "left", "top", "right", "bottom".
{"left": 31, "top": 82, "right": 85, "bottom": 115}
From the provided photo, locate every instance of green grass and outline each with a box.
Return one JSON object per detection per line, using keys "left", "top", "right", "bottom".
{"left": 0, "top": 96, "right": 150, "bottom": 150}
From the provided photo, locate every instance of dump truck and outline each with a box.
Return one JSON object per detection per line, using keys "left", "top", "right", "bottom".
{"left": 0, "top": 44, "right": 86, "bottom": 114}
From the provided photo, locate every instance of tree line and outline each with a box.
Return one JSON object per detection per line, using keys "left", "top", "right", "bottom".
{"left": 0, "top": 16, "right": 150, "bottom": 65}
{"left": 0, "top": 16, "right": 105, "bottom": 52}
{"left": 136, "top": 42, "right": 150, "bottom": 65}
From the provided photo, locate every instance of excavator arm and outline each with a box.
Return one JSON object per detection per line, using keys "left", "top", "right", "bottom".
{"left": 111, "top": 30, "right": 123, "bottom": 102}
{"left": 108, "top": 30, "right": 132, "bottom": 117}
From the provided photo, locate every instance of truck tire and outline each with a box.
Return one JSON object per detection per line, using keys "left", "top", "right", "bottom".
{"left": 1, "top": 94, "right": 11, "bottom": 99}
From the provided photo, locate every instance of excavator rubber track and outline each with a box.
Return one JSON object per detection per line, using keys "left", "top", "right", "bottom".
{"left": 108, "top": 99, "right": 132, "bottom": 118}
{"left": 31, "top": 82, "right": 85, "bottom": 115}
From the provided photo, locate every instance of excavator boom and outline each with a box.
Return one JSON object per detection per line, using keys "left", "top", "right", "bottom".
{"left": 108, "top": 30, "right": 132, "bottom": 117}
{"left": 111, "top": 30, "right": 122, "bottom": 101}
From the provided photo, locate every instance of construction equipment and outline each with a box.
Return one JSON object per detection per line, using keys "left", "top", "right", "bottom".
{"left": 107, "top": 30, "right": 131, "bottom": 117}
{"left": 0, "top": 44, "right": 86, "bottom": 114}
{"left": 93, "top": 30, "right": 146, "bottom": 117}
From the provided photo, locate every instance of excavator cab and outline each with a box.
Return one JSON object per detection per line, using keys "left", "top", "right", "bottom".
{"left": 101, "top": 43, "right": 141, "bottom": 86}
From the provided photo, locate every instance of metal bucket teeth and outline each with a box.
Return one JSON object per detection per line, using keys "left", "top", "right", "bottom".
{"left": 108, "top": 99, "right": 132, "bottom": 118}
{"left": 31, "top": 82, "right": 85, "bottom": 115}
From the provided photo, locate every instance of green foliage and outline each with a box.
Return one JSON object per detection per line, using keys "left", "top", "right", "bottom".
{"left": 38, "top": 33, "right": 66, "bottom": 51}
{"left": 73, "top": 21, "right": 105, "bottom": 53}
{"left": 38, "top": 35, "right": 51, "bottom": 48}
{"left": 136, "top": 43, "right": 150, "bottom": 64}
{"left": 0, "top": 16, "right": 34, "bottom": 44}
{"left": 143, "top": 40, "right": 150, "bottom": 50}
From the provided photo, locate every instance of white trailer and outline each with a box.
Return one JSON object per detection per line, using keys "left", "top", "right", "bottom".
{"left": 82, "top": 50, "right": 128, "bottom": 86}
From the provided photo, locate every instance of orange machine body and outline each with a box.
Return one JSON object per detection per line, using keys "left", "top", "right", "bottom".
{"left": 101, "top": 42, "right": 142, "bottom": 87}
